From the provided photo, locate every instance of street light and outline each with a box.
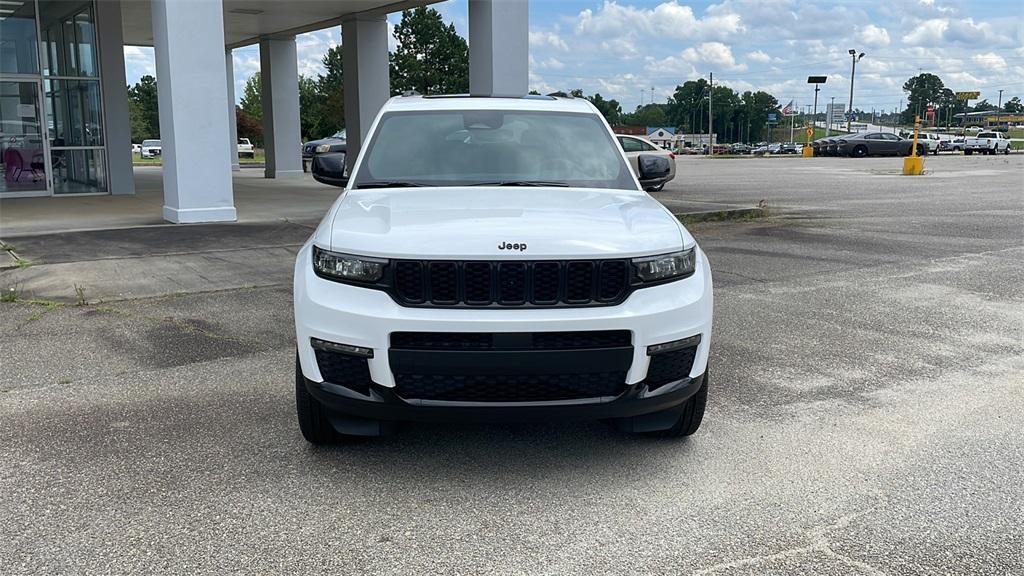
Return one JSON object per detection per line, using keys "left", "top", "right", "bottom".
{"left": 847, "top": 49, "right": 865, "bottom": 132}
{"left": 997, "top": 89, "right": 1004, "bottom": 130}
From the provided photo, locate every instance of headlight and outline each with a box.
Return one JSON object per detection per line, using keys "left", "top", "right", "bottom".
{"left": 632, "top": 248, "right": 696, "bottom": 283}
{"left": 315, "top": 143, "right": 332, "bottom": 154}
{"left": 313, "top": 246, "right": 386, "bottom": 283}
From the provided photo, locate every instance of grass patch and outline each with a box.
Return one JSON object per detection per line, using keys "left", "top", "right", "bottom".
{"left": 676, "top": 204, "right": 770, "bottom": 225}
{"left": 134, "top": 149, "right": 266, "bottom": 166}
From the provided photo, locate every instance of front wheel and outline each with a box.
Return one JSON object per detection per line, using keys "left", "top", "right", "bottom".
{"left": 851, "top": 145, "right": 868, "bottom": 158}
{"left": 295, "top": 354, "right": 339, "bottom": 444}
{"left": 1005, "top": 147, "right": 1011, "bottom": 155}
{"left": 642, "top": 374, "right": 709, "bottom": 438}
{"left": 965, "top": 150, "right": 973, "bottom": 156}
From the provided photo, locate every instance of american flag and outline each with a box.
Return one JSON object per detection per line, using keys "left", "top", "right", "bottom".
{"left": 782, "top": 100, "right": 795, "bottom": 116}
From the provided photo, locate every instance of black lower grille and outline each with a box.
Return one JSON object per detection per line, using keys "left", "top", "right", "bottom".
{"left": 391, "top": 259, "right": 630, "bottom": 307}
{"left": 644, "top": 346, "right": 698, "bottom": 391}
{"left": 393, "top": 372, "right": 627, "bottom": 402}
{"left": 390, "top": 330, "right": 631, "bottom": 351}
{"left": 314, "top": 349, "right": 372, "bottom": 395}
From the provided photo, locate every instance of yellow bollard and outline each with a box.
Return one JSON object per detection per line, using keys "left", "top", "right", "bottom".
{"left": 902, "top": 115, "right": 925, "bottom": 175}
{"left": 803, "top": 126, "right": 814, "bottom": 156}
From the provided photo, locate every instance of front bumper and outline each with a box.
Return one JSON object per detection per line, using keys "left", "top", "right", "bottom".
{"left": 294, "top": 243, "right": 713, "bottom": 419}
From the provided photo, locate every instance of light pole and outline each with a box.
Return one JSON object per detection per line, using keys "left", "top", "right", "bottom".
{"left": 807, "top": 76, "right": 826, "bottom": 148}
{"left": 847, "top": 49, "right": 864, "bottom": 132}
{"left": 997, "top": 89, "right": 1004, "bottom": 129}
{"left": 829, "top": 95, "right": 835, "bottom": 136}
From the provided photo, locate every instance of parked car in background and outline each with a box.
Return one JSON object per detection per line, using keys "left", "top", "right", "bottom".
{"left": 780, "top": 142, "right": 802, "bottom": 154}
{"left": 616, "top": 134, "right": 676, "bottom": 191}
{"left": 237, "top": 138, "right": 255, "bottom": 158}
{"left": 302, "top": 129, "right": 346, "bottom": 172}
{"left": 964, "top": 131, "right": 1010, "bottom": 155}
{"left": 918, "top": 132, "right": 943, "bottom": 155}
{"left": 939, "top": 137, "right": 965, "bottom": 152}
{"left": 131, "top": 143, "right": 142, "bottom": 155}
{"left": 140, "top": 139, "right": 161, "bottom": 159}
{"left": 835, "top": 132, "right": 925, "bottom": 158}
{"left": 728, "top": 143, "right": 752, "bottom": 155}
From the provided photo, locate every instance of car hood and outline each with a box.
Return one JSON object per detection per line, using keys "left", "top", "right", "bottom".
{"left": 323, "top": 187, "right": 689, "bottom": 259}
{"left": 304, "top": 137, "right": 346, "bottom": 147}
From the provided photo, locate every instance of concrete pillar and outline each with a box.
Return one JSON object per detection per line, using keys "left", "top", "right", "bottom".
{"left": 226, "top": 50, "right": 240, "bottom": 171}
{"left": 95, "top": 0, "right": 134, "bottom": 195}
{"left": 342, "top": 15, "right": 390, "bottom": 171}
{"left": 259, "top": 37, "right": 302, "bottom": 179}
{"left": 469, "top": 0, "right": 528, "bottom": 97}
{"left": 152, "top": 0, "right": 236, "bottom": 223}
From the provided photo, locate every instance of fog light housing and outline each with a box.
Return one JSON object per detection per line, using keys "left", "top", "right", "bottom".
{"left": 647, "top": 334, "right": 701, "bottom": 356}
{"left": 311, "top": 337, "right": 374, "bottom": 358}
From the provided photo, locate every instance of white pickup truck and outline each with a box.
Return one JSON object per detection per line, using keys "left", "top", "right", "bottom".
{"left": 237, "top": 138, "right": 256, "bottom": 158}
{"left": 964, "top": 131, "right": 1010, "bottom": 155}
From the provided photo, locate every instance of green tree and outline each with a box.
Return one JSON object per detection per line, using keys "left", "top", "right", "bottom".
{"left": 298, "top": 75, "right": 322, "bottom": 140}
{"left": 667, "top": 79, "right": 710, "bottom": 133}
{"left": 235, "top": 107, "right": 262, "bottom": 146}
{"left": 739, "top": 90, "right": 779, "bottom": 142}
{"left": 587, "top": 93, "right": 622, "bottom": 126}
{"left": 314, "top": 45, "right": 345, "bottom": 138}
{"left": 971, "top": 99, "right": 997, "bottom": 112}
{"left": 240, "top": 72, "right": 262, "bottom": 121}
{"left": 390, "top": 7, "right": 469, "bottom": 95}
{"left": 1004, "top": 96, "right": 1023, "bottom": 114}
{"left": 127, "top": 75, "right": 159, "bottom": 141}
{"left": 902, "top": 73, "right": 945, "bottom": 123}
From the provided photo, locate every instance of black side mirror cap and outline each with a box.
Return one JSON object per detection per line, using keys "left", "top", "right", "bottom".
{"left": 311, "top": 152, "right": 349, "bottom": 188}
{"left": 637, "top": 154, "right": 671, "bottom": 181}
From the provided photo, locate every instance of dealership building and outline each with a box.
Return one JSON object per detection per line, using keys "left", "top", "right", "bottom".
{"left": 0, "top": 0, "right": 527, "bottom": 222}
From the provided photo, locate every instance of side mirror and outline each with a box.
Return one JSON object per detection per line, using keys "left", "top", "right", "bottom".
{"left": 637, "top": 154, "right": 671, "bottom": 181}
{"left": 311, "top": 152, "right": 349, "bottom": 187}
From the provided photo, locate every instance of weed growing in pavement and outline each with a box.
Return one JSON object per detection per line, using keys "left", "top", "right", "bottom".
{"left": 1, "top": 286, "right": 19, "bottom": 302}
{"left": 73, "top": 284, "right": 88, "bottom": 306}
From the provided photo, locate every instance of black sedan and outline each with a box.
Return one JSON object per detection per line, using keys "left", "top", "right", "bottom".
{"left": 301, "top": 129, "right": 346, "bottom": 172}
{"left": 836, "top": 132, "right": 926, "bottom": 158}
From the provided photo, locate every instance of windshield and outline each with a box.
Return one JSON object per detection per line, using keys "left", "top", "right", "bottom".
{"left": 142, "top": 140, "right": 160, "bottom": 146}
{"left": 352, "top": 110, "right": 636, "bottom": 190}
{"left": 332, "top": 130, "right": 346, "bottom": 139}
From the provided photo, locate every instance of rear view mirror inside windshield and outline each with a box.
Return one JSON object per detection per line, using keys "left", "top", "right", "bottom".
{"left": 464, "top": 111, "right": 505, "bottom": 130}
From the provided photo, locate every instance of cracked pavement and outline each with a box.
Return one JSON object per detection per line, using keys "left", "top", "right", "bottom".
{"left": 1, "top": 154, "right": 1022, "bottom": 574}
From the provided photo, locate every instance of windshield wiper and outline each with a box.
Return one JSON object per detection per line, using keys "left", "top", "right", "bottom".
{"left": 469, "top": 180, "right": 570, "bottom": 187}
{"left": 355, "top": 181, "right": 427, "bottom": 189}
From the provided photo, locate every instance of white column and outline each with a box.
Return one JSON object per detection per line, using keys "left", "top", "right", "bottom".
{"left": 342, "top": 15, "right": 390, "bottom": 171}
{"left": 259, "top": 37, "right": 302, "bottom": 179}
{"left": 151, "top": 0, "right": 235, "bottom": 223}
{"left": 469, "top": 0, "right": 528, "bottom": 97}
{"left": 95, "top": 0, "right": 134, "bottom": 195}
{"left": 226, "top": 50, "right": 240, "bottom": 171}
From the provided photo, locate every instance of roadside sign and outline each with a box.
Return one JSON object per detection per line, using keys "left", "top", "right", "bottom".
{"left": 956, "top": 91, "right": 980, "bottom": 100}
{"left": 767, "top": 113, "right": 777, "bottom": 122}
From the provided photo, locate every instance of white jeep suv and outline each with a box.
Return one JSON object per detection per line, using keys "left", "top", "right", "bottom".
{"left": 294, "top": 95, "right": 713, "bottom": 442}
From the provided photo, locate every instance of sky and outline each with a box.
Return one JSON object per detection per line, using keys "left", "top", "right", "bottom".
{"left": 123, "top": 0, "right": 1024, "bottom": 114}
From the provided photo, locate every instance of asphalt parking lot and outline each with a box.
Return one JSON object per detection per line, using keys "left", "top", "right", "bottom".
{"left": 2, "top": 154, "right": 1022, "bottom": 574}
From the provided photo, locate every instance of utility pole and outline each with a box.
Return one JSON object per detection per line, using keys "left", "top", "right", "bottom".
{"left": 651, "top": 86, "right": 655, "bottom": 107}
{"left": 847, "top": 49, "right": 864, "bottom": 132}
{"left": 828, "top": 95, "right": 835, "bottom": 136}
{"left": 997, "top": 89, "right": 1004, "bottom": 129}
{"left": 708, "top": 72, "right": 713, "bottom": 155}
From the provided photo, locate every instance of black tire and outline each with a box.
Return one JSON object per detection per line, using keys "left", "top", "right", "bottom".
{"left": 295, "top": 354, "right": 338, "bottom": 444}
{"left": 916, "top": 144, "right": 926, "bottom": 157}
{"left": 643, "top": 373, "right": 709, "bottom": 438}
{"left": 1005, "top": 147, "right": 1011, "bottom": 155}
{"left": 965, "top": 150, "right": 973, "bottom": 156}
{"left": 851, "top": 145, "right": 868, "bottom": 158}
{"left": 932, "top": 147, "right": 938, "bottom": 156}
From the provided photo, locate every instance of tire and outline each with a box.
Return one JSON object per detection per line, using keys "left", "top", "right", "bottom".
{"left": 295, "top": 353, "right": 339, "bottom": 444}
{"left": 1005, "top": 147, "right": 1011, "bottom": 155}
{"left": 917, "top": 145, "right": 926, "bottom": 157}
{"left": 650, "top": 183, "right": 665, "bottom": 192}
{"left": 965, "top": 150, "right": 973, "bottom": 156}
{"left": 851, "top": 145, "right": 868, "bottom": 158}
{"left": 932, "top": 147, "right": 938, "bottom": 156}
{"left": 643, "top": 373, "right": 709, "bottom": 438}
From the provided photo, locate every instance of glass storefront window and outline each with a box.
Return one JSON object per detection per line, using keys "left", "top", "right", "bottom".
{"left": 0, "top": 1, "right": 40, "bottom": 74}
{"left": 39, "top": 1, "right": 97, "bottom": 78}
{"left": 45, "top": 78, "right": 102, "bottom": 147}
{"left": 52, "top": 148, "right": 104, "bottom": 194}
{"left": 0, "top": 81, "right": 48, "bottom": 193}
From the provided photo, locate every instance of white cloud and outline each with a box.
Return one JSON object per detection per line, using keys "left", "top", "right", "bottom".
{"left": 679, "top": 42, "right": 747, "bottom": 72}
{"left": 860, "top": 24, "right": 890, "bottom": 46}
{"left": 529, "top": 30, "right": 569, "bottom": 51}
{"left": 746, "top": 50, "right": 772, "bottom": 64}
{"left": 971, "top": 52, "right": 1008, "bottom": 72}
{"left": 576, "top": 1, "right": 744, "bottom": 41}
